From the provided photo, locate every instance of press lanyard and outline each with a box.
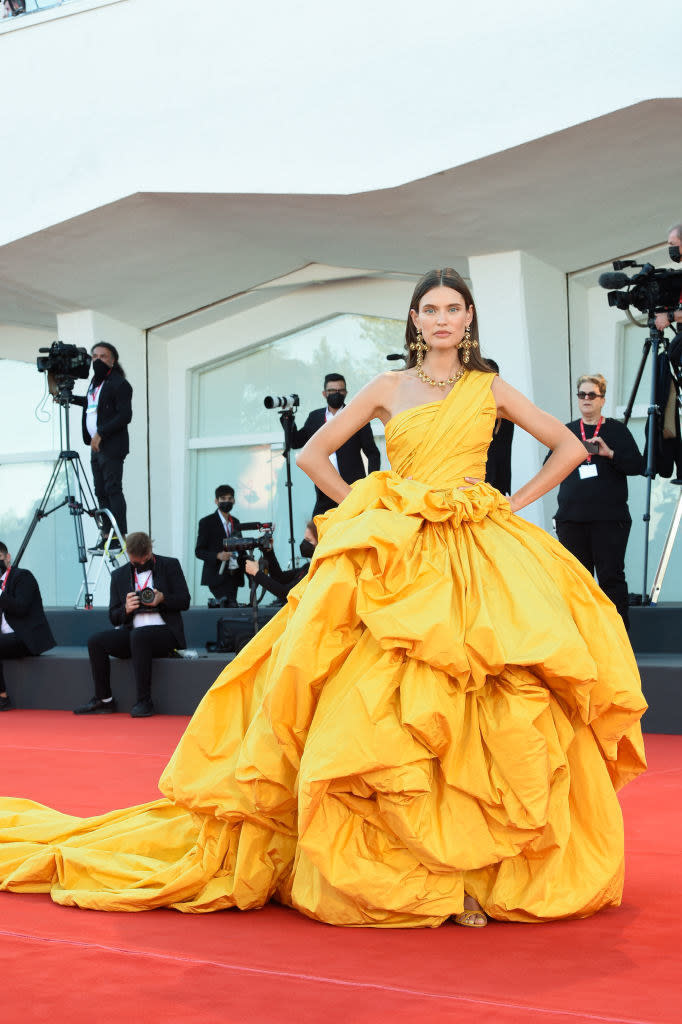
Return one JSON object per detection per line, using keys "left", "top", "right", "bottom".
{"left": 580, "top": 416, "right": 602, "bottom": 463}
{"left": 0, "top": 570, "right": 8, "bottom": 593}
{"left": 88, "top": 369, "right": 111, "bottom": 405}
{"left": 134, "top": 570, "right": 153, "bottom": 592}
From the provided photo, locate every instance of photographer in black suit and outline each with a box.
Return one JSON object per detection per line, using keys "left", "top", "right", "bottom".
{"left": 0, "top": 541, "right": 56, "bottom": 711}
{"left": 69, "top": 341, "right": 133, "bottom": 550}
{"left": 195, "top": 484, "right": 245, "bottom": 606}
{"left": 290, "top": 373, "right": 381, "bottom": 516}
{"left": 245, "top": 521, "right": 318, "bottom": 603}
{"left": 74, "top": 532, "right": 190, "bottom": 718}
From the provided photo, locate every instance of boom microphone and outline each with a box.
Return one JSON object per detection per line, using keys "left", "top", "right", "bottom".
{"left": 598, "top": 271, "right": 632, "bottom": 290}
{"left": 386, "top": 353, "right": 406, "bottom": 361}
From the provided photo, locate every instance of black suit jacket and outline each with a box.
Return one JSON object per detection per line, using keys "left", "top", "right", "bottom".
{"left": 109, "top": 554, "right": 190, "bottom": 648}
{"left": 72, "top": 370, "right": 133, "bottom": 457}
{"left": 290, "top": 407, "right": 381, "bottom": 508}
{"left": 485, "top": 418, "right": 514, "bottom": 495}
{"left": 0, "top": 567, "right": 56, "bottom": 655}
{"left": 195, "top": 512, "right": 245, "bottom": 588}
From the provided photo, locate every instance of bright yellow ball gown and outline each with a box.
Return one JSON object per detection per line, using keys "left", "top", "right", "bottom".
{"left": 0, "top": 371, "right": 646, "bottom": 925}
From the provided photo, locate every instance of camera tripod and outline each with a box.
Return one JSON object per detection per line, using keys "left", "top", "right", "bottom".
{"left": 278, "top": 410, "right": 299, "bottom": 569}
{"left": 13, "top": 384, "right": 126, "bottom": 608}
{"left": 623, "top": 318, "right": 682, "bottom": 603}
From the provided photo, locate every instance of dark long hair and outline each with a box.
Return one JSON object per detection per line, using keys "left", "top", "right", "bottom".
{"left": 404, "top": 268, "right": 491, "bottom": 374}
{"left": 92, "top": 341, "right": 126, "bottom": 378}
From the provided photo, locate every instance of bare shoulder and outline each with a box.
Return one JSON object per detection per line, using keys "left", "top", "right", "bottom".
{"left": 490, "top": 374, "right": 523, "bottom": 416}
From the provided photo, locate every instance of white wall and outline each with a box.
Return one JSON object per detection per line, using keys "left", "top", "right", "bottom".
{"left": 1, "top": 0, "right": 680, "bottom": 245}
{"left": 470, "top": 251, "right": 570, "bottom": 528}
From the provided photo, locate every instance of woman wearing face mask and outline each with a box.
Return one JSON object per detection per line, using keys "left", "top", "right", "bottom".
{"left": 244, "top": 522, "right": 318, "bottom": 602}
{"left": 195, "top": 485, "right": 245, "bottom": 607}
{"left": 69, "top": 341, "right": 133, "bottom": 550}
{"left": 553, "top": 374, "right": 644, "bottom": 629}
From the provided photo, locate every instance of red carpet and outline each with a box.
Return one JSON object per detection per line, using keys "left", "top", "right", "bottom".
{"left": 2, "top": 712, "right": 680, "bottom": 1024}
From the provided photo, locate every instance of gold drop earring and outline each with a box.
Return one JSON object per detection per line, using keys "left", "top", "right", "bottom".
{"left": 459, "top": 325, "right": 479, "bottom": 366}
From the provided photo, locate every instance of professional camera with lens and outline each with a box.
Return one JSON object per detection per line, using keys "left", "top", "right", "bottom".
{"left": 37, "top": 341, "right": 91, "bottom": 381}
{"left": 264, "top": 394, "right": 299, "bottom": 412}
{"left": 599, "top": 261, "right": 682, "bottom": 317}
{"left": 138, "top": 587, "right": 156, "bottom": 606}
{"left": 225, "top": 525, "right": 274, "bottom": 555}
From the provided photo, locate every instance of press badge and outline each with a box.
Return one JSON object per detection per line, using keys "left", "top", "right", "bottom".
{"left": 578, "top": 464, "right": 598, "bottom": 480}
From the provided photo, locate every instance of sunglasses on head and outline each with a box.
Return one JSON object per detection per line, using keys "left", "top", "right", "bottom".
{"left": 577, "top": 390, "right": 600, "bottom": 401}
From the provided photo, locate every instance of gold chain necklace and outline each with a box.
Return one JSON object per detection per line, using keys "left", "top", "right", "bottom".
{"left": 416, "top": 356, "right": 466, "bottom": 390}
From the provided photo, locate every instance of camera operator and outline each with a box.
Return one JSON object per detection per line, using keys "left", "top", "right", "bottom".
{"left": 0, "top": 541, "right": 56, "bottom": 711}
{"left": 289, "top": 373, "right": 381, "bottom": 516}
{"left": 653, "top": 223, "right": 682, "bottom": 333}
{"left": 244, "top": 522, "right": 318, "bottom": 602}
{"left": 552, "top": 374, "right": 644, "bottom": 629}
{"left": 68, "top": 342, "right": 133, "bottom": 550}
{"left": 74, "top": 531, "right": 190, "bottom": 718}
{"left": 195, "top": 485, "right": 245, "bottom": 606}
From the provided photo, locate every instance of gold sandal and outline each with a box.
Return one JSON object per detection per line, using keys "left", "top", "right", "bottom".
{"left": 454, "top": 909, "right": 488, "bottom": 928}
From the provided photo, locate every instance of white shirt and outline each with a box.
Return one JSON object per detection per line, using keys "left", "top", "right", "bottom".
{"left": 217, "top": 509, "right": 238, "bottom": 570}
{"left": 325, "top": 407, "right": 340, "bottom": 472}
{"left": 85, "top": 378, "right": 105, "bottom": 439}
{"left": 131, "top": 569, "right": 165, "bottom": 629}
{"left": 0, "top": 570, "right": 13, "bottom": 634}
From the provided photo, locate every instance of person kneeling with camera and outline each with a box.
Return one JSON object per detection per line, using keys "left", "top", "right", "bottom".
{"left": 74, "top": 531, "right": 190, "bottom": 718}
{"left": 244, "top": 522, "right": 318, "bottom": 602}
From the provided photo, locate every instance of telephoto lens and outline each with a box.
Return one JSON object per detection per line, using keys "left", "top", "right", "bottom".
{"left": 264, "top": 394, "right": 299, "bottom": 411}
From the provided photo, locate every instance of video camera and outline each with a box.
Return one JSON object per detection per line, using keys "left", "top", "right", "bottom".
{"left": 37, "top": 341, "right": 91, "bottom": 380}
{"left": 224, "top": 522, "right": 274, "bottom": 555}
{"left": 598, "top": 261, "right": 682, "bottom": 316}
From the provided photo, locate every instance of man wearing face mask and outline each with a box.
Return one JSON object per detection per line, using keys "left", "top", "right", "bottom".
{"left": 289, "top": 372, "right": 381, "bottom": 517}
{"left": 195, "top": 485, "right": 245, "bottom": 606}
{"left": 70, "top": 341, "right": 133, "bottom": 550}
{"left": 74, "top": 532, "right": 190, "bottom": 718}
{"left": 244, "top": 521, "right": 318, "bottom": 602}
{"left": 0, "top": 541, "right": 56, "bottom": 711}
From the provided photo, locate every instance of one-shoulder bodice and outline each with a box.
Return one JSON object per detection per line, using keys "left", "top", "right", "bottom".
{"left": 385, "top": 371, "right": 497, "bottom": 488}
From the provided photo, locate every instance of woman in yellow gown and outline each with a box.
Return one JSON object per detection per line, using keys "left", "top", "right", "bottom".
{"left": 0, "top": 269, "right": 646, "bottom": 927}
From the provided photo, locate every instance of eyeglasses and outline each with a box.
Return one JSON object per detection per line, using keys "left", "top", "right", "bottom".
{"left": 577, "top": 391, "right": 601, "bottom": 401}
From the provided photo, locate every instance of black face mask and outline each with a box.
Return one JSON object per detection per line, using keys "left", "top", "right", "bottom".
{"left": 326, "top": 392, "right": 345, "bottom": 410}
{"left": 299, "top": 539, "right": 316, "bottom": 559}
{"left": 0, "top": 559, "right": 7, "bottom": 575}
{"left": 668, "top": 245, "right": 681, "bottom": 265}
{"left": 132, "top": 558, "right": 154, "bottom": 573}
{"left": 92, "top": 358, "right": 109, "bottom": 380}
{"left": 218, "top": 500, "right": 234, "bottom": 514}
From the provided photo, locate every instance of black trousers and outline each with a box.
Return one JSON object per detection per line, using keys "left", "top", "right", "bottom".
{"left": 209, "top": 576, "right": 239, "bottom": 605}
{"left": 0, "top": 634, "right": 30, "bottom": 691}
{"left": 91, "top": 449, "right": 128, "bottom": 536}
{"left": 556, "top": 520, "right": 632, "bottom": 628}
{"left": 88, "top": 625, "right": 176, "bottom": 702}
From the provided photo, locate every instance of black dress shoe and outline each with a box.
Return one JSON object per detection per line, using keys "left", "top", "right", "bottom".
{"left": 0, "top": 695, "right": 12, "bottom": 711}
{"left": 131, "top": 698, "right": 154, "bottom": 718}
{"left": 88, "top": 537, "right": 107, "bottom": 553}
{"left": 108, "top": 537, "right": 122, "bottom": 550}
{"left": 73, "top": 696, "right": 116, "bottom": 714}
